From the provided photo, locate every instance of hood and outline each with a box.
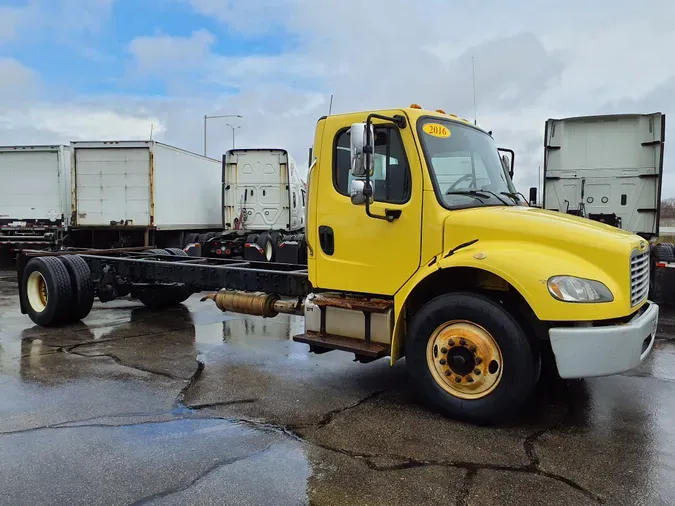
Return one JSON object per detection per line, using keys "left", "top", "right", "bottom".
{"left": 443, "top": 206, "right": 646, "bottom": 259}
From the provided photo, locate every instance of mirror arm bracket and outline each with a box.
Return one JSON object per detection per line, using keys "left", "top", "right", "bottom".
{"left": 361, "top": 113, "right": 407, "bottom": 223}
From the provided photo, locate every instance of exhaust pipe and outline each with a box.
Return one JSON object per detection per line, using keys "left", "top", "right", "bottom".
{"left": 201, "top": 289, "right": 303, "bottom": 317}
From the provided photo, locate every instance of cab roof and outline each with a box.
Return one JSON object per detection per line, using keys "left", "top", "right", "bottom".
{"left": 319, "top": 105, "right": 490, "bottom": 135}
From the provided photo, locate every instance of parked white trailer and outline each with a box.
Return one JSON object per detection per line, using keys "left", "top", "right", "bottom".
{"left": 0, "top": 145, "right": 71, "bottom": 254}
{"left": 69, "top": 140, "right": 222, "bottom": 249}
{"left": 195, "top": 148, "right": 307, "bottom": 263}
{"left": 541, "top": 113, "right": 665, "bottom": 238}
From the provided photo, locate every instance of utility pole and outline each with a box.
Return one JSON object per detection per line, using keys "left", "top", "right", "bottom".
{"left": 203, "top": 114, "right": 242, "bottom": 156}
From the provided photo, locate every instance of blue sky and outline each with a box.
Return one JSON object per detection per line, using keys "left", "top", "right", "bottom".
{"left": 0, "top": 0, "right": 301, "bottom": 97}
{"left": 0, "top": 0, "right": 673, "bottom": 196}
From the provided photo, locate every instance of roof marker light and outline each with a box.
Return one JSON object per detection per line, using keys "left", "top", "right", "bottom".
{"left": 410, "top": 104, "right": 422, "bottom": 109}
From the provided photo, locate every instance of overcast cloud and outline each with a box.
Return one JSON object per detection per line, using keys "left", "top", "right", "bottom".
{"left": 0, "top": 0, "right": 672, "bottom": 197}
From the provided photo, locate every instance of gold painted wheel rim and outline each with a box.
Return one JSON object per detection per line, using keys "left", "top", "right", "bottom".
{"left": 27, "top": 271, "right": 49, "bottom": 313}
{"left": 426, "top": 320, "right": 503, "bottom": 400}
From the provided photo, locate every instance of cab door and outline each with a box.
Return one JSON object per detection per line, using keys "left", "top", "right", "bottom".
{"left": 314, "top": 115, "right": 423, "bottom": 296}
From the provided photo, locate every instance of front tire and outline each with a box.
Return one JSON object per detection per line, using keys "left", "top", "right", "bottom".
{"left": 406, "top": 292, "right": 539, "bottom": 425}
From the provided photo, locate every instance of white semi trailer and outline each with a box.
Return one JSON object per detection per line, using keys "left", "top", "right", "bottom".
{"left": 68, "top": 140, "right": 223, "bottom": 249}
{"left": 0, "top": 145, "right": 71, "bottom": 257}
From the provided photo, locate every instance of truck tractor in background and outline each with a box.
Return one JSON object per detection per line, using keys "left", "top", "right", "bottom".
{"left": 529, "top": 112, "right": 674, "bottom": 304}
{"left": 191, "top": 148, "right": 308, "bottom": 264}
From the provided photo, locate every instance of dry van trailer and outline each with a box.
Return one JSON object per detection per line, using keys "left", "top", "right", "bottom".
{"left": 67, "top": 140, "right": 223, "bottom": 250}
{"left": 0, "top": 145, "right": 71, "bottom": 257}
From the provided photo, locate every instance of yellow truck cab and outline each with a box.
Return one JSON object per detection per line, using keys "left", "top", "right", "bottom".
{"left": 17, "top": 105, "right": 659, "bottom": 425}
{"left": 303, "top": 105, "right": 658, "bottom": 423}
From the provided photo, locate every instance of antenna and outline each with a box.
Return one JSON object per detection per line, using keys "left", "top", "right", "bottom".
{"left": 328, "top": 94, "right": 334, "bottom": 116}
{"left": 472, "top": 57, "right": 477, "bottom": 125}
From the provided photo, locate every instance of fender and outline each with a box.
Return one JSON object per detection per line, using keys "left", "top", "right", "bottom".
{"left": 389, "top": 239, "right": 632, "bottom": 365}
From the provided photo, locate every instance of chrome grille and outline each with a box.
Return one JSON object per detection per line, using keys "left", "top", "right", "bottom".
{"left": 630, "top": 249, "right": 650, "bottom": 307}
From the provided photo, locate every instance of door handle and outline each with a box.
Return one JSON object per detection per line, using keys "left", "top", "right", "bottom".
{"left": 318, "top": 225, "right": 334, "bottom": 255}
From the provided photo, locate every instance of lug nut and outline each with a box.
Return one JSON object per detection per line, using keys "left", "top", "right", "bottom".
{"left": 449, "top": 339, "right": 455, "bottom": 346}
{"left": 441, "top": 347, "right": 448, "bottom": 354}
{"left": 445, "top": 370, "right": 451, "bottom": 376}
{"left": 440, "top": 359, "right": 447, "bottom": 365}
{"left": 467, "top": 376, "right": 474, "bottom": 383}
{"left": 475, "top": 357, "right": 482, "bottom": 365}
{"left": 470, "top": 345, "right": 477, "bottom": 353}
{"left": 474, "top": 369, "right": 481, "bottom": 375}
{"left": 455, "top": 377, "right": 462, "bottom": 383}
{"left": 460, "top": 338, "right": 467, "bottom": 346}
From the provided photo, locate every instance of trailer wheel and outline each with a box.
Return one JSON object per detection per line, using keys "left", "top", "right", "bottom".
{"left": 163, "top": 248, "right": 188, "bottom": 257}
{"left": 406, "top": 292, "right": 538, "bottom": 425}
{"left": 58, "top": 255, "right": 94, "bottom": 322}
{"left": 184, "top": 233, "right": 198, "bottom": 246}
{"left": 257, "top": 232, "right": 275, "bottom": 262}
{"left": 196, "top": 234, "right": 209, "bottom": 244}
{"left": 22, "top": 257, "right": 74, "bottom": 327}
{"left": 653, "top": 243, "right": 675, "bottom": 263}
{"left": 137, "top": 286, "right": 193, "bottom": 310}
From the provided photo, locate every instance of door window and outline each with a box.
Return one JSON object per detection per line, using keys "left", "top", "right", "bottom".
{"left": 333, "top": 126, "right": 411, "bottom": 204}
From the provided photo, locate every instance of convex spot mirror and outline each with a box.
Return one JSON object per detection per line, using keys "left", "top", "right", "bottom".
{"left": 350, "top": 179, "right": 373, "bottom": 205}
{"left": 350, "top": 122, "right": 375, "bottom": 177}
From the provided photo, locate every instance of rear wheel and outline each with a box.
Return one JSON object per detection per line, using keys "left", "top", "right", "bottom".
{"left": 653, "top": 242, "right": 675, "bottom": 263}
{"left": 406, "top": 292, "right": 539, "bottom": 425}
{"left": 257, "top": 232, "right": 275, "bottom": 262}
{"left": 22, "top": 257, "right": 74, "bottom": 326}
{"left": 58, "top": 255, "right": 94, "bottom": 323}
{"left": 137, "top": 286, "right": 193, "bottom": 310}
{"left": 163, "top": 248, "right": 188, "bottom": 257}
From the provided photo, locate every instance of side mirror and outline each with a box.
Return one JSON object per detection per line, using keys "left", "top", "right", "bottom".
{"left": 350, "top": 123, "right": 374, "bottom": 177}
{"left": 350, "top": 179, "right": 373, "bottom": 205}
{"left": 529, "top": 187, "right": 538, "bottom": 206}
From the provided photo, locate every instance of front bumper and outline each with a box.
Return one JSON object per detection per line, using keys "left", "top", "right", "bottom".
{"left": 549, "top": 301, "right": 659, "bottom": 379}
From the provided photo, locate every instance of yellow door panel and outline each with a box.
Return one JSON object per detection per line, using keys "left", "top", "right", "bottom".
{"left": 314, "top": 111, "right": 423, "bottom": 295}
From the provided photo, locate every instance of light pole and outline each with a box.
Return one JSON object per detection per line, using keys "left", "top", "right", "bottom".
{"left": 203, "top": 114, "right": 242, "bottom": 156}
{"left": 225, "top": 123, "right": 241, "bottom": 150}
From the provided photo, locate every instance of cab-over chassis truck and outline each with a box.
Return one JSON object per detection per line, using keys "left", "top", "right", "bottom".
{"left": 16, "top": 106, "right": 659, "bottom": 425}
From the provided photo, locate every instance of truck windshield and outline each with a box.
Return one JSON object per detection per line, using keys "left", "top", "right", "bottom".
{"left": 417, "top": 118, "right": 515, "bottom": 208}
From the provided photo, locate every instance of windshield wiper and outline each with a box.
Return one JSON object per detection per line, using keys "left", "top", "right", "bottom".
{"left": 500, "top": 191, "right": 531, "bottom": 206}
{"left": 478, "top": 189, "right": 510, "bottom": 205}
{"left": 445, "top": 190, "right": 490, "bottom": 203}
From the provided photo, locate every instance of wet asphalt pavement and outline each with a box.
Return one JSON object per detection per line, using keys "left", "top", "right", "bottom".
{"left": 2, "top": 271, "right": 675, "bottom": 506}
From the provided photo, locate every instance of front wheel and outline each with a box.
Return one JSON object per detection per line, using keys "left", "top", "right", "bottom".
{"left": 406, "top": 292, "right": 539, "bottom": 425}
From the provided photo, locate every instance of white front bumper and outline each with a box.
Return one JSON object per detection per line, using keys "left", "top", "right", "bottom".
{"left": 549, "top": 301, "right": 659, "bottom": 379}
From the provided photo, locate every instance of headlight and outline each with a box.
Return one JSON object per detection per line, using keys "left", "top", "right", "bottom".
{"left": 547, "top": 276, "right": 614, "bottom": 303}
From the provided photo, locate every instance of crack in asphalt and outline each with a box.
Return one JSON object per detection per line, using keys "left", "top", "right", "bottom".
{"left": 187, "top": 399, "right": 258, "bottom": 409}
{"left": 64, "top": 349, "right": 188, "bottom": 381}
{"left": 457, "top": 469, "right": 477, "bottom": 506}
{"left": 129, "top": 442, "right": 278, "bottom": 505}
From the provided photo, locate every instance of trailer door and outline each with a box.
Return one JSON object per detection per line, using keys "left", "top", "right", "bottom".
{"left": 74, "top": 147, "right": 151, "bottom": 226}
{"left": 0, "top": 150, "right": 62, "bottom": 222}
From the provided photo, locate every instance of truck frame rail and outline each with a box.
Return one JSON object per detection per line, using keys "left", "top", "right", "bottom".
{"left": 16, "top": 247, "right": 311, "bottom": 316}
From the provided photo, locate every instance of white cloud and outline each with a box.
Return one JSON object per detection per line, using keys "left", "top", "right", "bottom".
{"left": 129, "top": 29, "right": 216, "bottom": 75}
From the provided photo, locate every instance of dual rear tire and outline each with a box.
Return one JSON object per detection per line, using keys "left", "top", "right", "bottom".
{"left": 22, "top": 255, "right": 94, "bottom": 327}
